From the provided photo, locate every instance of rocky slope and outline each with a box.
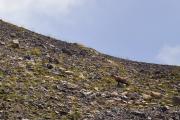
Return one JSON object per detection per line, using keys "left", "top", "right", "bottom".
{"left": 0, "top": 19, "right": 180, "bottom": 120}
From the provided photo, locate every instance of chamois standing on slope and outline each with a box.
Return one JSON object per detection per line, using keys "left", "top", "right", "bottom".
{"left": 111, "top": 74, "right": 130, "bottom": 87}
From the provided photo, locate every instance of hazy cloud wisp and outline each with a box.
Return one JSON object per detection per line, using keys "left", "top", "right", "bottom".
{"left": 156, "top": 45, "right": 180, "bottom": 65}
{"left": 0, "top": 0, "right": 87, "bottom": 25}
{"left": 0, "top": 0, "right": 86, "bottom": 14}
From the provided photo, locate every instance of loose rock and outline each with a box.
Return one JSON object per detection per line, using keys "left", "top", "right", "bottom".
{"left": 172, "top": 96, "right": 180, "bottom": 105}
{"left": 151, "top": 91, "right": 162, "bottom": 99}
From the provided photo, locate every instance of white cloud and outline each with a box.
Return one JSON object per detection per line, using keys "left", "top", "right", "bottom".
{"left": 0, "top": 0, "right": 88, "bottom": 26}
{"left": 0, "top": 0, "right": 85, "bottom": 14}
{"left": 0, "top": 0, "right": 93, "bottom": 39}
{"left": 156, "top": 45, "right": 180, "bottom": 65}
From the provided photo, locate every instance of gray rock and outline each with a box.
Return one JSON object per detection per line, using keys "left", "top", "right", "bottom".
{"left": 131, "top": 111, "right": 146, "bottom": 118}
{"left": 46, "top": 64, "right": 54, "bottom": 69}
{"left": 10, "top": 33, "right": 17, "bottom": 37}
{"left": 172, "top": 96, "right": 180, "bottom": 105}
{"left": 11, "top": 39, "right": 20, "bottom": 48}
{"left": 0, "top": 41, "right": 5, "bottom": 45}
{"left": 127, "top": 92, "right": 141, "bottom": 100}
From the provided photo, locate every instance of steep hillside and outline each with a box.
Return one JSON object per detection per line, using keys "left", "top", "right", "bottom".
{"left": 0, "top": 19, "right": 180, "bottom": 120}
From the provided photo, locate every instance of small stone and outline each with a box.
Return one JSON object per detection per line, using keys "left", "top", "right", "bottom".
{"left": 81, "top": 89, "right": 92, "bottom": 97}
{"left": 66, "top": 82, "right": 78, "bottom": 89}
{"left": 52, "top": 70, "right": 61, "bottom": 75}
{"left": 10, "top": 33, "right": 17, "bottom": 37}
{"left": 24, "top": 55, "right": 32, "bottom": 60}
{"left": 18, "top": 57, "right": 23, "bottom": 60}
{"left": 11, "top": 39, "right": 20, "bottom": 48}
{"left": 12, "top": 39, "right": 19, "bottom": 44}
{"left": 121, "top": 91, "right": 128, "bottom": 96}
{"left": 107, "top": 59, "right": 118, "bottom": 66}
{"left": 110, "top": 91, "right": 119, "bottom": 97}
{"left": 106, "top": 100, "right": 115, "bottom": 104}
{"left": 84, "top": 113, "right": 94, "bottom": 118}
{"left": 94, "top": 87, "right": 99, "bottom": 91}
{"left": 62, "top": 48, "right": 73, "bottom": 55}
{"left": 48, "top": 57, "right": 59, "bottom": 64}
{"left": 67, "top": 96, "right": 76, "bottom": 101}
{"left": 127, "top": 92, "right": 140, "bottom": 100}
{"left": 131, "top": 111, "right": 146, "bottom": 118}
{"left": 64, "top": 70, "right": 74, "bottom": 75}
{"left": 142, "top": 94, "right": 152, "bottom": 100}
{"left": 56, "top": 81, "right": 78, "bottom": 91}
{"left": 113, "top": 97, "right": 122, "bottom": 101}
{"left": 101, "top": 93, "right": 107, "bottom": 98}
{"left": 160, "top": 106, "right": 170, "bottom": 112}
{"left": 105, "top": 110, "right": 115, "bottom": 117}
{"left": 46, "top": 64, "right": 54, "bottom": 69}
{"left": 151, "top": 91, "right": 162, "bottom": 99}
{"left": 58, "top": 67, "right": 66, "bottom": 71}
{"left": 0, "top": 41, "right": 5, "bottom": 45}
{"left": 79, "top": 73, "right": 85, "bottom": 79}
{"left": 147, "top": 116, "right": 152, "bottom": 120}
{"left": 90, "top": 101, "right": 98, "bottom": 106}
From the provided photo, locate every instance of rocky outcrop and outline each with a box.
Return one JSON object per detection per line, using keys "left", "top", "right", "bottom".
{"left": 0, "top": 19, "right": 179, "bottom": 120}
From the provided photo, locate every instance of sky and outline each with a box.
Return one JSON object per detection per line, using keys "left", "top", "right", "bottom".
{"left": 0, "top": 0, "right": 180, "bottom": 65}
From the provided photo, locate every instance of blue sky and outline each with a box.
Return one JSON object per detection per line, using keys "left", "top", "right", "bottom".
{"left": 0, "top": 0, "right": 180, "bottom": 65}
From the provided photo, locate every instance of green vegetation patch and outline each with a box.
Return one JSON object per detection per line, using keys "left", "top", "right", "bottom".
{"left": 29, "top": 48, "right": 42, "bottom": 56}
{"left": 0, "top": 70, "right": 4, "bottom": 77}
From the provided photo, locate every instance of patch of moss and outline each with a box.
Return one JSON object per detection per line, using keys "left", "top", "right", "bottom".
{"left": 0, "top": 70, "right": 4, "bottom": 77}
{"left": 30, "top": 48, "right": 41, "bottom": 56}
